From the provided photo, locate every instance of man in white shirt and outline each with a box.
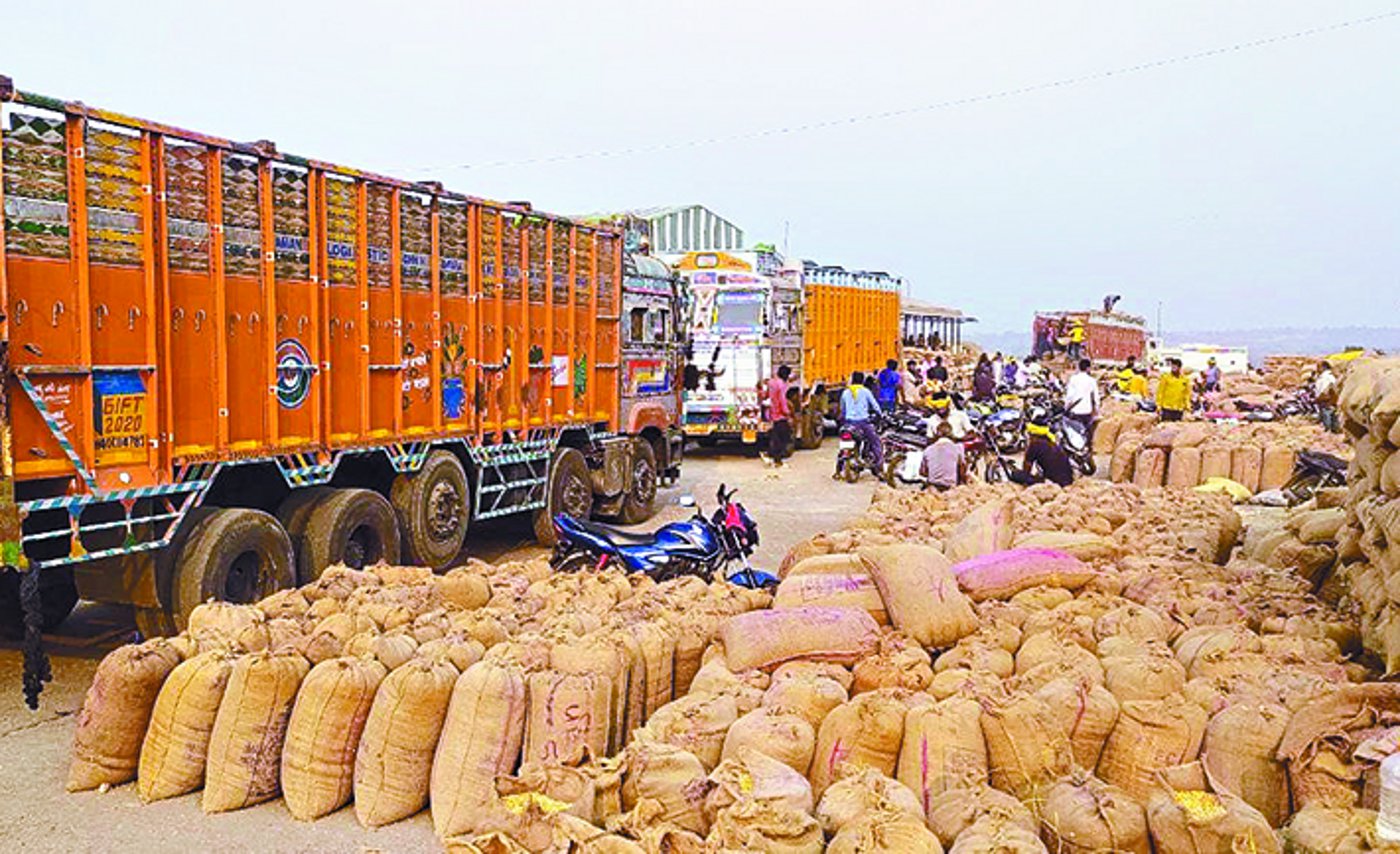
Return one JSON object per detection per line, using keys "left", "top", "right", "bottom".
{"left": 1313, "top": 361, "right": 1339, "bottom": 433}
{"left": 925, "top": 392, "right": 973, "bottom": 441}
{"left": 1064, "top": 358, "right": 1100, "bottom": 441}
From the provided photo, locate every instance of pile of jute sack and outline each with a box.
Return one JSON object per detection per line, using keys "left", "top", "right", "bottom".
{"left": 1326, "top": 358, "right": 1400, "bottom": 677}
{"left": 1094, "top": 415, "right": 1349, "bottom": 494}
{"left": 66, "top": 476, "right": 1400, "bottom": 851}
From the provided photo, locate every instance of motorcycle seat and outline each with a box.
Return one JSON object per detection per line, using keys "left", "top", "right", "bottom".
{"left": 561, "top": 515, "right": 660, "bottom": 546}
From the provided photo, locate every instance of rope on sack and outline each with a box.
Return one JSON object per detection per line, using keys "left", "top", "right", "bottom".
{"left": 20, "top": 567, "right": 51, "bottom": 710}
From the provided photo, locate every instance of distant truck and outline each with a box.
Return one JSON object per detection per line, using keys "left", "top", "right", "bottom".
{"left": 1153, "top": 344, "right": 1250, "bottom": 375}
{"left": 0, "top": 77, "right": 683, "bottom": 636}
{"left": 1033, "top": 309, "right": 1149, "bottom": 365}
{"left": 671, "top": 249, "right": 902, "bottom": 446}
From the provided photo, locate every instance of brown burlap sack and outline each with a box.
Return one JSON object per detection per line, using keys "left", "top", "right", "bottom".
{"left": 1145, "top": 787, "right": 1280, "bottom": 854}
{"left": 706, "top": 798, "right": 823, "bottom": 853}
{"left": 815, "top": 767, "right": 924, "bottom": 835}
{"left": 809, "top": 689, "right": 911, "bottom": 796}
{"left": 1040, "top": 770, "right": 1150, "bottom": 854}
{"left": 202, "top": 649, "right": 311, "bottom": 813}
{"left": 896, "top": 696, "right": 987, "bottom": 816}
{"left": 524, "top": 670, "right": 613, "bottom": 767}
{"left": 1201, "top": 702, "right": 1290, "bottom": 827}
{"left": 137, "top": 649, "right": 236, "bottom": 802}
{"left": 703, "top": 747, "right": 814, "bottom": 827}
{"left": 281, "top": 656, "right": 387, "bottom": 821}
{"left": 1097, "top": 694, "right": 1208, "bottom": 803}
{"left": 431, "top": 660, "right": 529, "bottom": 838}
{"left": 826, "top": 809, "right": 946, "bottom": 854}
{"left": 721, "top": 706, "right": 815, "bottom": 775}
{"left": 925, "top": 783, "right": 1037, "bottom": 849}
{"left": 1034, "top": 676, "right": 1120, "bottom": 771}
{"left": 859, "top": 544, "right": 978, "bottom": 648}
{"left": 719, "top": 606, "right": 879, "bottom": 673}
{"left": 619, "top": 741, "right": 709, "bottom": 835}
{"left": 68, "top": 639, "right": 184, "bottom": 792}
{"left": 981, "top": 687, "right": 1074, "bottom": 803}
{"left": 773, "top": 571, "right": 888, "bottom": 626}
{"left": 354, "top": 656, "right": 459, "bottom": 827}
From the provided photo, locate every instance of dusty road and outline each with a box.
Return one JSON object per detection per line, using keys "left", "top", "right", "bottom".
{"left": 0, "top": 441, "right": 874, "bottom": 853}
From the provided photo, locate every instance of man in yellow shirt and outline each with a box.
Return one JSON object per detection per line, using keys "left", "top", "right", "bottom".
{"left": 1067, "top": 320, "right": 1086, "bottom": 362}
{"left": 1156, "top": 358, "right": 1191, "bottom": 421}
{"left": 1128, "top": 367, "right": 1149, "bottom": 399}
{"left": 1115, "top": 356, "right": 1137, "bottom": 393}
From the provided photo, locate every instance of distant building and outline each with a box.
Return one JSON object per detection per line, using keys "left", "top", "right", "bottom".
{"left": 591, "top": 205, "right": 744, "bottom": 254}
{"left": 902, "top": 298, "right": 976, "bottom": 350}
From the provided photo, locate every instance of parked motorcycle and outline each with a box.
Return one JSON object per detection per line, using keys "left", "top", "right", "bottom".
{"left": 1048, "top": 403, "right": 1097, "bottom": 476}
{"left": 1282, "top": 450, "right": 1347, "bottom": 505}
{"left": 976, "top": 418, "right": 1020, "bottom": 484}
{"left": 551, "top": 484, "right": 775, "bottom": 589}
{"left": 835, "top": 420, "right": 884, "bottom": 483}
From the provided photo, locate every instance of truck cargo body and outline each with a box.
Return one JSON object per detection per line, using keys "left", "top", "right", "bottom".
{"left": 1033, "top": 310, "right": 1148, "bottom": 365}
{"left": 0, "top": 78, "right": 670, "bottom": 632}
{"left": 672, "top": 250, "right": 901, "bottom": 446}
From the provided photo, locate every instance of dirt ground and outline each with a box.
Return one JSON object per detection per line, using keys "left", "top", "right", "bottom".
{"left": 0, "top": 441, "right": 874, "bottom": 853}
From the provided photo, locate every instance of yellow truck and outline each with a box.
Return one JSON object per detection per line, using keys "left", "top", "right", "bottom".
{"left": 671, "top": 249, "right": 901, "bottom": 447}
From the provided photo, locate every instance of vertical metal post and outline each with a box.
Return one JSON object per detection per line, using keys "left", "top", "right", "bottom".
{"left": 355, "top": 181, "right": 370, "bottom": 437}
{"left": 207, "top": 149, "right": 229, "bottom": 451}
{"left": 66, "top": 115, "right": 96, "bottom": 472}
{"left": 543, "top": 222, "right": 554, "bottom": 425}
{"left": 308, "top": 169, "right": 325, "bottom": 447}
{"left": 428, "top": 195, "right": 442, "bottom": 432}
{"left": 137, "top": 131, "right": 161, "bottom": 473}
{"left": 389, "top": 188, "right": 404, "bottom": 436}
{"left": 258, "top": 159, "right": 278, "bottom": 446}
{"left": 149, "top": 136, "right": 174, "bottom": 473}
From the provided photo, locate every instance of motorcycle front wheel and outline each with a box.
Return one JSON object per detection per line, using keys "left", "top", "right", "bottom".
{"left": 1077, "top": 455, "right": 1097, "bottom": 477}
{"left": 843, "top": 462, "right": 861, "bottom": 483}
{"left": 984, "top": 459, "right": 1005, "bottom": 484}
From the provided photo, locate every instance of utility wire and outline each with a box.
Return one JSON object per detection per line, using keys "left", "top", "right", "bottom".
{"left": 409, "top": 9, "right": 1400, "bottom": 173}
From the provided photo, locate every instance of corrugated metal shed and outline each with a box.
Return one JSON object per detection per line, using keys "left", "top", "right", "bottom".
{"left": 633, "top": 205, "right": 744, "bottom": 253}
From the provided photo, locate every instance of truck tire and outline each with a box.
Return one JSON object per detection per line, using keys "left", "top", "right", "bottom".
{"left": 172, "top": 507, "right": 295, "bottom": 630}
{"left": 390, "top": 450, "right": 469, "bottom": 570}
{"left": 796, "top": 409, "right": 825, "bottom": 450}
{"left": 299, "top": 489, "right": 400, "bottom": 582}
{"left": 133, "top": 606, "right": 178, "bottom": 640}
{"left": 619, "top": 440, "right": 659, "bottom": 525}
{"left": 276, "top": 487, "right": 334, "bottom": 585}
{"left": 533, "top": 447, "right": 593, "bottom": 547}
{"left": 0, "top": 566, "right": 80, "bottom": 639}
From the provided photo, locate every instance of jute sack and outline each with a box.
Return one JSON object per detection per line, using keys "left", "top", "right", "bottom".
{"left": 354, "top": 656, "right": 459, "bottom": 827}
{"left": 773, "top": 571, "right": 888, "bottom": 626}
{"left": 1097, "top": 694, "right": 1208, "bottom": 804}
{"left": 1034, "top": 676, "right": 1120, "bottom": 771}
{"left": 619, "top": 741, "right": 709, "bottom": 835}
{"left": 1145, "top": 787, "right": 1280, "bottom": 854}
{"left": 1283, "top": 805, "right": 1400, "bottom": 854}
{"left": 704, "top": 747, "right": 815, "bottom": 827}
{"left": 1133, "top": 447, "right": 1167, "bottom": 488}
{"left": 943, "top": 499, "right": 1014, "bottom": 564}
{"left": 281, "top": 656, "right": 387, "bottom": 821}
{"left": 706, "top": 798, "right": 824, "bottom": 854}
{"left": 642, "top": 692, "right": 739, "bottom": 771}
{"left": 721, "top": 706, "right": 815, "bottom": 775}
{"left": 189, "top": 601, "right": 265, "bottom": 638}
{"left": 431, "top": 660, "right": 529, "bottom": 838}
{"left": 1040, "top": 771, "right": 1150, "bottom": 854}
{"left": 896, "top": 696, "right": 987, "bottom": 816}
{"left": 719, "top": 606, "right": 879, "bottom": 673}
{"left": 202, "top": 649, "right": 311, "bottom": 813}
{"left": 925, "top": 784, "right": 1037, "bottom": 849}
{"left": 859, "top": 544, "right": 977, "bottom": 648}
{"left": 809, "top": 689, "right": 911, "bottom": 797}
{"left": 815, "top": 767, "right": 924, "bottom": 835}
{"left": 436, "top": 567, "right": 491, "bottom": 610}
{"left": 618, "top": 619, "right": 677, "bottom": 720}
{"left": 137, "top": 649, "right": 237, "bottom": 802}
{"left": 68, "top": 639, "right": 184, "bottom": 792}
{"left": 1110, "top": 439, "right": 1140, "bottom": 483}
{"left": 980, "top": 687, "right": 1073, "bottom": 803}
{"left": 950, "top": 548, "right": 1096, "bottom": 602}
{"left": 1167, "top": 446, "right": 1203, "bottom": 489}
{"left": 1199, "top": 443, "right": 1233, "bottom": 482}
{"left": 1200, "top": 702, "right": 1290, "bottom": 827}
{"left": 761, "top": 674, "right": 849, "bottom": 732}
{"left": 1231, "top": 444, "right": 1264, "bottom": 494}
{"left": 1102, "top": 654, "right": 1188, "bottom": 703}
{"left": 949, "top": 812, "right": 1047, "bottom": 853}
{"left": 524, "top": 670, "right": 613, "bottom": 767}
{"left": 826, "top": 809, "right": 946, "bottom": 854}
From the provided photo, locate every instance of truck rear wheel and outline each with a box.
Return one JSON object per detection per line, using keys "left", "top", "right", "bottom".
{"left": 796, "top": 409, "right": 825, "bottom": 450}
{"left": 391, "top": 450, "right": 469, "bottom": 570}
{"left": 277, "top": 487, "right": 334, "bottom": 585}
{"left": 172, "top": 507, "right": 295, "bottom": 630}
{"left": 533, "top": 447, "right": 593, "bottom": 546}
{"left": 300, "top": 489, "right": 400, "bottom": 581}
{"left": 619, "top": 440, "right": 659, "bottom": 525}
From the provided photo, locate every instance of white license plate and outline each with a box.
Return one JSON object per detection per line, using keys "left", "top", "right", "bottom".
{"left": 839, "top": 440, "right": 856, "bottom": 450}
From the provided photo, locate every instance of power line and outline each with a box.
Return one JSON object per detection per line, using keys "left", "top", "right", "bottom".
{"left": 407, "top": 9, "right": 1400, "bottom": 173}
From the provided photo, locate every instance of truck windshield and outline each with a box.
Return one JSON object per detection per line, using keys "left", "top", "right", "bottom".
{"left": 715, "top": 291, "right": 764, "bottom": 333}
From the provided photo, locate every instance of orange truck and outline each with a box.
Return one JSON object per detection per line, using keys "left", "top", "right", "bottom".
{"left": 673, "top": 249, "right": 902, "bottom": 446}
{"left": 0, "top": 76, "right": 683, "bottom": 638}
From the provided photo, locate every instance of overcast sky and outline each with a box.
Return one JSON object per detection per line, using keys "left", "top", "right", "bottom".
{"left": 4, "top": 1, "right": 1397, "bottom": 333}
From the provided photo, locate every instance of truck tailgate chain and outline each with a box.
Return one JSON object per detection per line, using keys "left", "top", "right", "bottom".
{"left": 20, "top": 567, "right": 51, "bottom": 710}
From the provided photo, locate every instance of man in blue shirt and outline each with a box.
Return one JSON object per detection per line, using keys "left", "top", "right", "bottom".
{"left": 839, "top": 371, "right": 884, "bottom": 471}
{"left": 876, "top": 359, "right": 901, "bottom": 413}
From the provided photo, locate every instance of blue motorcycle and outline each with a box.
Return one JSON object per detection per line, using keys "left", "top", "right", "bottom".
{"left": 551, "top": 484, "right": 777, "bottom": 590}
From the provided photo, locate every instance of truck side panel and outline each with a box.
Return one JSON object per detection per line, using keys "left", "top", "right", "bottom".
{"left": 1, "top": 86, "right": 622, "bottom": 515}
